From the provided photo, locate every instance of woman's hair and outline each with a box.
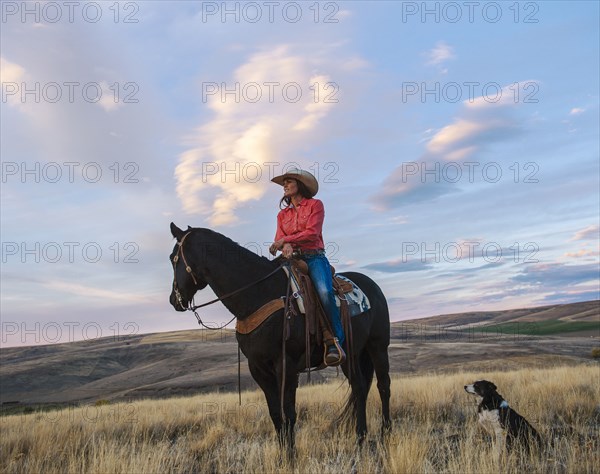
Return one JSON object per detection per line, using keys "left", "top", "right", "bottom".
{"left": 279, "top": 179, "right": 312, "bottom": 208}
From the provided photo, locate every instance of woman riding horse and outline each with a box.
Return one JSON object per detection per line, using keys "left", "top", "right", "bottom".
{"left": 169, "top": 168, "right": 391, "bottom": 450}
{"left": 268, "top": 169, "right": 345, "bottom": 366}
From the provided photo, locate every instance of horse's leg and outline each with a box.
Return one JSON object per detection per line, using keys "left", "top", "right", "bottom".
{"left": 248, "top": 361, "right": 282, "bottom": 436}
{"left": 274, "top": 354, "right": 299, "bottom": 458}
{"left": 281, "top": 360, "right": 299, "bottom": 460}
{"left": 367, "top": 343, "right": 391, "bottom": 436}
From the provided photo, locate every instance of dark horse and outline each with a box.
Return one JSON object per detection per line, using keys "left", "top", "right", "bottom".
{"left": 168, "top": 223, "right": 391, "bottom": 453}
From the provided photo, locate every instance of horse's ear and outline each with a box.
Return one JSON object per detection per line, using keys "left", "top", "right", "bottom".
{"left": 170, "top": 222, "right": 185, "bottom": 241}
{"left": 187, "top": 226, "right": 192, "bottom": 231}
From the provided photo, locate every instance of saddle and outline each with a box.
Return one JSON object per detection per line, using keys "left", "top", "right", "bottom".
{"left": 235, "top": 258, "right": 364, "bottom": 370}
{"left": 288, "top": 260, "right": 370, "bottom": 319}
{"left": 285, "top": 259, "right": 352, "bottom": 341}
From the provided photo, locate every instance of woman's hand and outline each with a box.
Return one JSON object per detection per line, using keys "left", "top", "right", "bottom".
{"left": 281, "top": 243, "right": 294, "bottom": 259}
{"left": 269, "top": 238, "right": 285, "bottom": 256}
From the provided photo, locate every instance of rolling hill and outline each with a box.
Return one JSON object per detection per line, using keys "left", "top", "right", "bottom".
{"left": 406, "top": 299, "right": 599, "bottom": 326}
{"left": 1, "top": 300, "right": 598, "bottom": 408}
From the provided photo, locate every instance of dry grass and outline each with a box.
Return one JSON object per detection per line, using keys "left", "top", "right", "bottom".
{"left": 1, "top": 364, "right": 598, "bottom": 473}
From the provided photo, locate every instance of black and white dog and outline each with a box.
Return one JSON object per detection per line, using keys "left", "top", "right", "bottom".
{"left": 464, "top": 380, "right": 542, "bottom": 454}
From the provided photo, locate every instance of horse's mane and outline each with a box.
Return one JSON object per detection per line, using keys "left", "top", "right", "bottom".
{"left": 188, "top": 227, "right": 276, "bottom": 269}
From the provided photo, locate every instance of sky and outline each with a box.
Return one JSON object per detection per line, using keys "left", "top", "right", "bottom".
{"left": 1, "top": 1, "right": 599, "bottom": 347}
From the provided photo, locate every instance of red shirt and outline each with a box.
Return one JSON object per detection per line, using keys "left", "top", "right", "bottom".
{"left": 274, "top": 198, "right": 325, "bottom": 251}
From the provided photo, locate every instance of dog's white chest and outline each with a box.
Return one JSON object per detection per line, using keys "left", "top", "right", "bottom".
{"left": 478, "top": 409, "right": 503, "bottom": 436}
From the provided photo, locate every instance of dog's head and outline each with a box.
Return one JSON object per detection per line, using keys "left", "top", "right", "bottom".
{"left": 464, "top": 380, "right": 497, "bottom": 398}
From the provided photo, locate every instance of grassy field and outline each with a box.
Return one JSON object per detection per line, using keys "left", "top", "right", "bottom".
{"left": 1, "top": 364, "right": 598, "bottom": 473}
{"left": 471, "top": 320, "right": 599, "bottom": 336}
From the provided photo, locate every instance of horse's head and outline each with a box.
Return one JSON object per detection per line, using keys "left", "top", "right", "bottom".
{"left": 169, "top": 222, "right": 208, "bottom": 311}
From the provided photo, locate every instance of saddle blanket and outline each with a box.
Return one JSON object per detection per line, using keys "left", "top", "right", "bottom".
{"left": 283, "top": 268, "right": 371, "bottom": 317}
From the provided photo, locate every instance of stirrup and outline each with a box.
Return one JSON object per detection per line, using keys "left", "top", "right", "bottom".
{"left": 324, "top": 338, "right": 346, "bottom": 367}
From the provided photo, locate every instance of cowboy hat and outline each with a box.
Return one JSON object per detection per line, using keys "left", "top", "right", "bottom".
{"left": 271, "top": 168, "right": 319, "bottom": 197}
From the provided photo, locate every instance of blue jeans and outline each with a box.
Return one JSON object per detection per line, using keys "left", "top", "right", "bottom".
{"left": 301, "top": 252, "right": 344, "bottom": 347}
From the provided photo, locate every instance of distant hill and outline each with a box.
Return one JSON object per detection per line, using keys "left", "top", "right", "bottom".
{"left": 1, "top": 300, "right": 598, "bottom": 407}
{"left": 0, "top": 330, "right": 245, "bottom": 405}
{"left": 401, "top": 300, "right": 599, "bottom": 327}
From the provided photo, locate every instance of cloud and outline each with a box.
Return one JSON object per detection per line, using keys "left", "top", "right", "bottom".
{"left": 425, "top": 41, "right": 455, "bottom": 66}
{"left": 425, "top": 118, "right": 516, "bottom": 156}
{"left": 386, "top": 297, "right": 407, "bottom": 304}
{"left": 359, "top": 215, "right": 408, "bottom": 227}
{"left": 96, "top": 81, "right": 125, "bottom": 112}
{"left": 1, "top": 56, "right": 29, "bottom": 107}
{"left": 370, "top": 80, "right": 531, "bottom": 210}
{"left": 511, "top": 262, "right": 599, "bottom": 288}
{"left": 570, "top": 224, "right": 599, "bottom": 241}
{"left": 370, "top": 115, "right": 519, "bottom": 208}
{"left": 369, "top": 164, "right": 459, "bottom": 209}
{"left": 362, "top": 258, "right": 433, "bottom": 273}
{"left": 454, "top": 261, "right": 506, "bottom": 273}
{"left": 427, "top": 259, "right": 599, "bottom": 310}
{"left": 422, "top": 286, "right": 467, "bottom": 296}
{"left": 361, "top": 242, "right": 511, "bottom": 275}
{"left": 564, "top": 248, "right": 600, "bottom": 258}
{"left": 569, "top": 107, "right": 585, "bottom": 115}
{"left": 292, "top": 74, "right": 336, "bottom": 131}
{"left": 465, "top": 80, "right": 540, "bottom": 110}
{"left": 538, "top": 289, "right": 599, "bottom": 304}
{"left": 38, "top": 279, "right": 157, "bottom": 306}
{"left": 0, "top": 56, "right": 26, "bottom": 83}
{"left": 174, "top": 45, "right": 348, "bottom": 226}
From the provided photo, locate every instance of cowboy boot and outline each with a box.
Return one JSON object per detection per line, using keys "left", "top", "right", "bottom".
{"left": 324, "top": 338, "right": 346, "bottom": 367}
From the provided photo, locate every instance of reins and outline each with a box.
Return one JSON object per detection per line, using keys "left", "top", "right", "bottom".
{"left": 188, "top": 263, "right": 285, "bottom": 330}
{"left": 280, "top": 264, "right": 296, "bottom": 421}
{"left": 189, "top": 263, "right": 285, "bottom": 312}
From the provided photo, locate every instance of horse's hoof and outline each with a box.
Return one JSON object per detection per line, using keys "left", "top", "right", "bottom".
{"left": 278, "top": 448, "right": 296, "bottom": 468}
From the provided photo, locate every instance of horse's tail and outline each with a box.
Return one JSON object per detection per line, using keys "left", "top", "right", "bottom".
{"left": 337, "top": 350, "right": 374, "bottom": 428}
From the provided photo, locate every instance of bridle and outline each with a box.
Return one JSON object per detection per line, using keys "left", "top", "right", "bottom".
{"left": 172, "top": 231, "right": 200, "bottom": 310}
{"left": 171, "top": 231, "right": 287, "bottom": 330}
